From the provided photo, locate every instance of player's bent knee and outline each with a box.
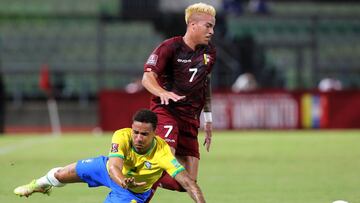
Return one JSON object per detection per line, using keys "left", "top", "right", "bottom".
{"left": 159, "top": 174, "right": 186, "bottom": 192}
{"left": 161, "top": 183, "right": 186, "bottom": 192}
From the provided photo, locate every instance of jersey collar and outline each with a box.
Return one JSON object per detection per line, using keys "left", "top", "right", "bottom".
{"left": 181, "top": 36, "right": 208, "bottom": 52}
{"left": 131, "top": 139, "right": 156, "bottom": 156}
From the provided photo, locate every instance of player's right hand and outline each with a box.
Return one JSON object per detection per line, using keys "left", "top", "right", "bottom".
{"left": 159, "top": 91, "right": 185, "bottom": 105}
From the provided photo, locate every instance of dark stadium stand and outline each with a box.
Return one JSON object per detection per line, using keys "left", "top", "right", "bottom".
{"left": 0, "top": 0, "right": 118, "bottom": 16}
{"left": 226, "top": 15, "right": 360, "bottom": 89}
{"left": 0, "top": 18, "right": 162, "bottom": 97}
{"left": 0, "top": 1, "right": 359, "bottom": 95}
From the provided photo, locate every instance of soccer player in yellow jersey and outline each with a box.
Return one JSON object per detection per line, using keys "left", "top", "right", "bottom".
{"left": 13, "top": 109, "right": 206, "bottom": 203}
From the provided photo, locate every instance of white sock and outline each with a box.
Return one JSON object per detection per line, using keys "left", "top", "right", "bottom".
{"left": 36, "top": 167, "right": 65, "bottom": 187}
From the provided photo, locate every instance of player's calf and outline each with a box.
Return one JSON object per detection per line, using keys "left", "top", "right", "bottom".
{"left": 13, "top": 167, "right": 65, "bottom": 197}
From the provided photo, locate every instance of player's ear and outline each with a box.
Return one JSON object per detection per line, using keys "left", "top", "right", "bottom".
{"left": 190, "top": 23, "right": 197, "bottom": 32}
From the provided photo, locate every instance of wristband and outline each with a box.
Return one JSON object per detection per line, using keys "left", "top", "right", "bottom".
{"left": 204, "top": 112, "right": 212, "bottom": 123}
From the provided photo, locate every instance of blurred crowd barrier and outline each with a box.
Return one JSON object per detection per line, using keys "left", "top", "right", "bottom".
{"left": 99, "top": 90, "right": 360, "bottom": 131}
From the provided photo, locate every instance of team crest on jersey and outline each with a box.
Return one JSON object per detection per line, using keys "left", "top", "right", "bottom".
{"left": 146, "top": 54, "right": 158, "bottom": 66}
{"left": 144, "top": 161, "right": 152, "bottom": 169}
{"left": 111, "top": 143, "right": 119, "bottom": 153}
{"left": 130, "top": 200, "right": 137, "bottom": 203}
{"left": 203, "top": 54, "right": 211, "bottom": 65}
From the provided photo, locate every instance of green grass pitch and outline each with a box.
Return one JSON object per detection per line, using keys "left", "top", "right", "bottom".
{"left": 1, "top": 130, "right": 360, "bottom": 203}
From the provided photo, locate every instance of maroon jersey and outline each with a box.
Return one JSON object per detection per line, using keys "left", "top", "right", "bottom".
{"left": 144, "top": 36, "right": 216, "bottom": 122}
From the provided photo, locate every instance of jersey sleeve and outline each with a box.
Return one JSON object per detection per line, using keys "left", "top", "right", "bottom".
{"left": 158, "top": 144, "right": 185, "bottom": 177}
{"left": 144, "top": 41, "right": 173, "bottom": 76}
{"left": 108, "top": 129, "right": 129, "bottom": 159}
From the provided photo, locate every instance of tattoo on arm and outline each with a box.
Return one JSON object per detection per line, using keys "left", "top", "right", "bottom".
{"left": 204, "top": 74, "right": 212, "bottom": 112}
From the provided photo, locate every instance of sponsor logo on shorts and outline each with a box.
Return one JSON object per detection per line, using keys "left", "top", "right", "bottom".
{"left": 165, "top": 138, "right": 175, "bottom": 143}
{"left": 111, "top": 143, "right": 119, "bottom": 153}
{"left": 81, "top": 159, "right": 93, "bottom": 163}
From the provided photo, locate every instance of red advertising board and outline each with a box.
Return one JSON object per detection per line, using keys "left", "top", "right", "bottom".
{"left": 99, "top": 90, "right": 360, "bottom": 131}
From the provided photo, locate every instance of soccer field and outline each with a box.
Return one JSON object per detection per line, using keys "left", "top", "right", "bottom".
{"left": 1, "top": 130, "right": 360, "bottom": 203}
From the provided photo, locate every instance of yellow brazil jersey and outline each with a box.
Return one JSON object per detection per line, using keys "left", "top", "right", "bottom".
{"left": 107, "top": 128, "right": 185, "bottom": 193}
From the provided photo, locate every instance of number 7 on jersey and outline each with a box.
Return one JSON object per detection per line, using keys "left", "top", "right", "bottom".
{"left": 164, "top": 125, "right": 173, "bottom": 137}
{"left": 189, "top": 68, "right": 198, "bottom": 82}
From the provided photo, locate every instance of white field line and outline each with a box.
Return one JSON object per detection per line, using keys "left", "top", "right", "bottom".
{"left": 0, "top": 137, "right": 57, "bottom": 155}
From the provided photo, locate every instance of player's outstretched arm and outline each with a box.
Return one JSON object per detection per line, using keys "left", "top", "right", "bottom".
{"left": 142, "top": 72, "right": 185, "bottom": 105}
{"left": 174, "top": 170, "right": 206, "bottom": 203}
{"left": 108, "top": 157, "right": 128, "bottom": 188}
{"left": 108, "top": 157, "right": 145, "bottom": 189}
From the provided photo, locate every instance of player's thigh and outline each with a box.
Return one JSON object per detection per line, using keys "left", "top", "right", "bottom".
{"left": 76, "top": 156, "right": 110, "bottom": 187}
{"left": 176, "top": 123, "right": 200, "bottom": 158}
{"left": 176, "top": 123, "right": 200, "bottom": 180}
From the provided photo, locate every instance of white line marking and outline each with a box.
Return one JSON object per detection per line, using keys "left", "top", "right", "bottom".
{"left": 0, "top": 137, "right": 56, "bottom": 155}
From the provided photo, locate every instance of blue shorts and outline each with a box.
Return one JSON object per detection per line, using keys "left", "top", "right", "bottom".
{"left": 76, "top": 156, "right": 152, "bottom": 203}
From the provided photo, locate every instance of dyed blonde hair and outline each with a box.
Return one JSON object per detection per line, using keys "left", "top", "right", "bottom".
{"left": 185, "top": 2, "right": 216, "bottom": 25}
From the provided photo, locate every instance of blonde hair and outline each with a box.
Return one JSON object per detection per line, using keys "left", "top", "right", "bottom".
{"left": 185, "top": 2, "right": 216, "bottom": 25}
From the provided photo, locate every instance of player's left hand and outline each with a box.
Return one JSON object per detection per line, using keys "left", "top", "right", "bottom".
{"left": 203, "top": 122, "right": 212, "bottom": 152}
{"left": 124, "top": 177, "right": 146, "bottom": 188}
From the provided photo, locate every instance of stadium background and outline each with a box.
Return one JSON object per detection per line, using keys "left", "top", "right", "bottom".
{"left": 1, "top": 1, "right": 360, "bottom": 203}
{"left": 0, "top": 0, "right": 359, "bottom": 132}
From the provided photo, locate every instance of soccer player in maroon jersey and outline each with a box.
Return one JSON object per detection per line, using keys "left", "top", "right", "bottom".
{"left": 142, "top": 2, "right": 216, "bottom": 197}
